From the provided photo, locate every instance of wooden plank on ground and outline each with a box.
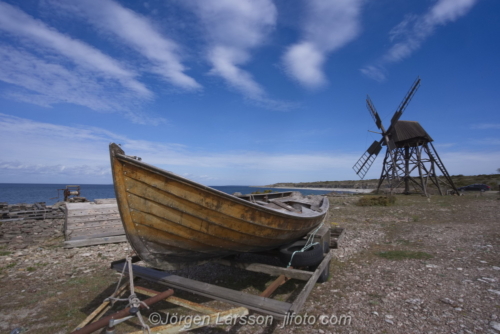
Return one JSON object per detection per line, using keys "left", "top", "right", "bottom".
{"left": 66, "top": 207, "right": 119, "bottom": 217}
{"left": 67, "top": 220, "right": 122, "bottom": 229}
{"left": 66, "top": 214, "right": 121, "bottom": 225}
{"left": 288, "top": 250, "right": 333, "bottom": 314}
{"left": 64, "top": 235, "right": 128, "bottom": 248}
{"left": 69, "top": 229, "right": 126, "bottom": 240}
{"left": 66, "top": 224, "right": 124, "bottom": 239}
{"left": 94, "top": 198, "right": 117, "bottom": 204}
{"left": 64, "top": 201, "right": 125, "bottom": 246}
{"left": 214, "top": 259, "right": 313, "bottom": 281}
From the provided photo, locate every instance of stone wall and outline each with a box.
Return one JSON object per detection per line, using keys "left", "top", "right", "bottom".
{"left": 0, "top": 218, "right": 64, "bottom": 250}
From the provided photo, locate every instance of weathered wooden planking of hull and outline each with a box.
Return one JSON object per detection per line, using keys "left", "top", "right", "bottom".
{"left": 109, "top": 143, "right": 329, "bottom": 270}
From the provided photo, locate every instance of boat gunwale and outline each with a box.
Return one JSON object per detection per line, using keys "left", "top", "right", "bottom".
{"left": 115, "top": 152, "right": 329, "bottom": 219}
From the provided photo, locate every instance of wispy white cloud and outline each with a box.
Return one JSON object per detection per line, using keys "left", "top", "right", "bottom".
{"left": 361, "top": 0, "right": 478, "bottom": 81}
{"left": 0, "top": 161, "right": 110, "bottom": 177}
{"left": 0, "top": 45, "right": 130, "bottom": 111}
{"left": 0, "top": 1, "right": 150, "bottom": 97}
{"left": 0, "top": 1, "right": 170, "bottom": 123}
{"left": 0, "top": 113, "right": 357, "bottom": 183}
{"left": 1, "top": 113, "right": 499, "bottom": 184}
{"left": 433, "top": 142, "right": 456, "bottom": 149}
{"left": 0, "top": 44, "right": 166, "bottom": 125}
{"left": 283, "top": 0, "right": 363, "bottom": 88}
{"left": 207, "top": 46, "right": 265, "bottom": 98}
{"left": 471, "top": 138, "right": 500, "bottom": 146}
{"left": 48, "top": 0, "right": 201, "bottom": 91}
{"left": 438, "top": 150, "right": 500, "bottom": 175}
{"left": 471, "top": 123, "right": 500, "bottom": 130}
{"left": 184, "top": 0, "right": 287, "bottom": 108}
{"left": 182, "top": 173, "right": 217, "bottom": 181}
{"left": 359, "top": 65, "right": 386, "bottom": 83}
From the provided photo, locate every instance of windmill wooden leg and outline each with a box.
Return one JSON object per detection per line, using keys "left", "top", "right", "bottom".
{"left": 376, "top": 151, "right": 389, "bottom": 194}
{"left": 404, "top": 146, "right": 410, "bottom": 194}
{"left": 416, "top": 146, "right": 428, "bottom": 197}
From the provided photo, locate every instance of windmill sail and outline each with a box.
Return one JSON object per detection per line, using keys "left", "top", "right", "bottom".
{"left": 390, "top": 77, "right": 421, "bottom": 128}
{"left": 366, "top": 96, "right": 382, "bottom": 130}
{"left": 353, "top": 140, "right": 382, "bottom": 179}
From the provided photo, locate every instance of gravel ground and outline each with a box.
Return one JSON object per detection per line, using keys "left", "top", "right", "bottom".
{"left": 0, "top": 192, "right": 498, "bottom": 333}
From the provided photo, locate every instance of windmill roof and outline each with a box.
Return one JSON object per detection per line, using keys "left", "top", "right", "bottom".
{"left": 392, "top": 121, "right": 433, "bottom": 144}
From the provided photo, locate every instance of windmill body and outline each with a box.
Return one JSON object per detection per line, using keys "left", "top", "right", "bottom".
{"left": 353, "top": 78, "right": 458, "bottom": 196}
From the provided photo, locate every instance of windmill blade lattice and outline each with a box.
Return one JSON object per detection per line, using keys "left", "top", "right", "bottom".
{"left": 389, "top": 76, "right": 421, "bottom": 129}
{"left": 366, "top": 96, "right": 382, "bottom": 130}
{"left": 353, "top": 139, "right": 382, "bottom": 179}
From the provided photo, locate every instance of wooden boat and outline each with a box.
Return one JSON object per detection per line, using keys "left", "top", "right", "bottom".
{"left": 109, "top": 143, "right": 329, "bottom": 270}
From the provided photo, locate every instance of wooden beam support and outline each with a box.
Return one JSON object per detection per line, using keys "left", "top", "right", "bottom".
{"left": 214, "top": 259, "right": 313, "bottom": 281}
{"left": 289, "top": 250, "right": 333, "bottom": 314}
{"left": 112, "top": 262, "right": 291, "bottom": 319}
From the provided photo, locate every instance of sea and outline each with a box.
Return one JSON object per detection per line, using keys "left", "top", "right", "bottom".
{"left": 0, "top": 183, "right": 338, "bottom": 205}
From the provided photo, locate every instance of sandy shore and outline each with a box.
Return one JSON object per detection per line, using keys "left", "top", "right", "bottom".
{"left": 264, "top": 186, "right": 374, "bottom": 193}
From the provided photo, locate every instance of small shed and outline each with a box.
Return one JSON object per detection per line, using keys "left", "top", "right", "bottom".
{"left": 63, "top": 198, "right": 126, "bottom": 248}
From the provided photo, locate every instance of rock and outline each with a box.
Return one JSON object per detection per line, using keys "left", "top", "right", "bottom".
{"left": 482, "top": 277, "right": 497, "bottom": 283}
{"left": 488, "top": 290, "right": 500, "bottom": 296}
{"left": 493, "top": 266, "right": 500, "bottom": 271}
{"left": 490, "top": 321, "right": 500, "bottom": 331}
{"left": 405, "top": 298, "right": 423, "bottom": 305}
{"left": 441, "top": 298, "right": 457, "bottom": 306}
{"left": 426, "top": 264, "right": 438, "bottom": 268}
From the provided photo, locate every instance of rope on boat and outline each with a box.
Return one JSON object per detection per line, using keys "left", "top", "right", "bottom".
{"left": 287, "top": 215, "right": 326, "bottom": 268}
{"left": 105, "top": 256, "right": 151, "bottom": 334}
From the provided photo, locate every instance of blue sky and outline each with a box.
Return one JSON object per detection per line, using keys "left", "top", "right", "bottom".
{"left": 0, "top": 0, "right": 499, "bottom": 185}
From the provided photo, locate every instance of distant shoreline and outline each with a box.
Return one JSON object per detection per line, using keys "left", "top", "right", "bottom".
{"left": 253, "top": 186, "right": 373, "bottom": 194}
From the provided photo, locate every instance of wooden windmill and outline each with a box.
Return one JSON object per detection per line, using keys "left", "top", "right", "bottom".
{"left": 352, "top": 77, "right": 458, "bottom": 196}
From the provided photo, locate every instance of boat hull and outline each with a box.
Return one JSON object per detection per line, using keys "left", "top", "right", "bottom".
{"left": 110, "top": 143, "right": 329, "bottom": 270}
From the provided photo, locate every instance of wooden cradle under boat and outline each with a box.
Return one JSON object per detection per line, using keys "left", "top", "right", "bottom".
{"left": 109, "top": 143, "right": 329, "bottom": 270}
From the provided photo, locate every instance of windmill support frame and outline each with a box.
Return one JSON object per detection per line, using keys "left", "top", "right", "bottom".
{"left": 375, "top": 142, "right": 458, "bottom": 196}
